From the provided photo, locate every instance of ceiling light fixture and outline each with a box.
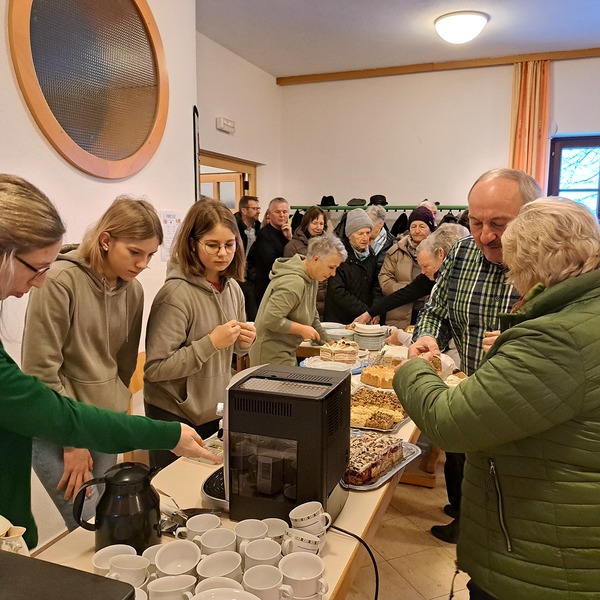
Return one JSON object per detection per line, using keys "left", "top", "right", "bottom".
{"left": 434, "top": 11, "right": 489, "bottom": 44}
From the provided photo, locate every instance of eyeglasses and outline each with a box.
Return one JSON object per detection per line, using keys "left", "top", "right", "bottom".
{"left": 243, "top": 206, "right": 261, "bottom": 212}
{"left": 198, "top": 241, "right": 237, "bottom": 255}
{"left": 14, "top": 255, "right": 52, "bottom": 280}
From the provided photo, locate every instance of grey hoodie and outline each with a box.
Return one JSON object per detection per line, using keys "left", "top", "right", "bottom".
{"left": 249, "top": 254, "right": 329, "bottom": 366}
{"left": 21, "top": 249, "right": 143, "bottom": 413}
{"left": 143, "top": 261, "right": 248, "bottom": 426}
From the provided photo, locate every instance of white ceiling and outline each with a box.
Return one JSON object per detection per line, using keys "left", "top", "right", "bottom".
{"left": 196, "top": 0, "right": 600, "bottom": 78}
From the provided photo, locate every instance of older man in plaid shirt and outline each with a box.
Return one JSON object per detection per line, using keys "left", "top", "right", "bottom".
{"left": 409, "top": 169, "right": 541, "bottom": 559}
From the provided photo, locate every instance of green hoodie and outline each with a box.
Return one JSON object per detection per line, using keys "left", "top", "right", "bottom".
{"left": 22, "top": 249, "right": 143, "bottom": 413}
{"left": 249, "top": 255, "right": 329, "bottom": 366}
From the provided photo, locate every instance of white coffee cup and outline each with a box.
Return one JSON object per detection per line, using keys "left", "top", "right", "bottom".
{"left": 142, "top": 544, "right": 163, "bottom": 575}
{"left": 289, "top": 501, "right": 331, "bottom": 535}
{"left": 92, "top": 544, "right": 137, "bottom": 576}
{"left": 281, "top": 528, "right": 321, "bottom": 556}
{"left": 234, "top": 519, "right": 269, "bottom": 552}
{"left": 135, "top": 589, "right": 148, "bottom": 600}
{"left": 262, "top": 518, "right": 288, "bottom": 544}
{"left": 155, "top": 540, "right": 201, "bottom": 577}
{"left": 278, "top": 553, "right": 328, "bottom": 598}
{"left": 195, "top": 577, "right": 244, "bottom": 593}
{"left": 196, "top": 550, "right": 243, "bottom": 583}
{"left": 199, "top": 527, "right": 237, "bottom": 555}
{"left": 147, "top": 574, "right": 196, "bottom": 600}
{"left": 106, "top": 554, "right": 150, "bottom": 588}
{"left": 242, "top": 538, "right": 282, "bottom": 570}
{"left": 175, "top": 513, "right": 221, "bottom": 544}
{"left": 243, "top": 565, "right": 294, "bottom": 600}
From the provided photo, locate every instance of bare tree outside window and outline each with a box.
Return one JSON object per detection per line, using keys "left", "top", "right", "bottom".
{"left": 548, "top": 136, "right": 600, "bottom": 218}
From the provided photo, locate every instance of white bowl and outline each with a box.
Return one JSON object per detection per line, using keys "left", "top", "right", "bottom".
{"left": 192, "top": 589, "right": 261, "bottom": 600}
{"left": 328, "top": 329, "right": 354, "bottom": 341}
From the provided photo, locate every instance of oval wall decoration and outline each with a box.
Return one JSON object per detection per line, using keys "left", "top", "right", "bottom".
{"left": 9, "top": 0, "right": 169, "bottom": 179}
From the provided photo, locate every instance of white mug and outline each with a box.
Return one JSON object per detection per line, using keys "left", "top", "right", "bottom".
{"left": 175, "top": 513, "right": 221, "bottom": 544}
{"left": 278, "top": 553, "right": 329, "bottom": 598}
{"left": 281, "top": 528, "right": 321, "bottom": 556}
{"left": 92, "top": 544, "right": 136, "bottom": 576}
{"left": 194, "top": 576, "right": 244, "bottom": 593}
{"left": 147, "top": 574, "right": 196, "bottom": 600}
{"left": 135, "top": 589, "right": 148, "bottom": 600}
{"left": 262, "top": 518, "right": 289, "bottom": 544}
{"left": 142, "top": 544, "right": 163, "bottom": 575}
{"left": 106, "top": 554, "right": 150, "bottom": 588}
{"left": 199, "top": 527, "right": 237, "bottom": 555}
{"left": 243, "top": 565, "right": 294, "bottom": 600}
{"left": 234, "top": 519, "right": 269, "bottom": 552}
{"left": 196, "top": 550, "right": 243, "bottom": 583}
{"left": 289, "top": 501, "right": 331, "bottom": 535}
{"left": 154, "top": 540, "right": 201, "bottom": 577}
{"left": 242, "top": 538, "right": 282, "bottom": 569}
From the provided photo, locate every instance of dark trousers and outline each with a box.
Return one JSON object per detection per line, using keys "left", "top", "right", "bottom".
{"left": 144, "top": 402, "right": 220, "bottom": 469}
{"left": 467, "top": 580, "right": 497, "bottom": 600}
{"left": 445, "top": 451, "right": 466, "bottom": 512}
{"left": 239, "top": 279, "right": 257, "bottom": 321}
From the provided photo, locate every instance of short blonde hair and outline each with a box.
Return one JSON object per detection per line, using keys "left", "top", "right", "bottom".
{"left": 503, "top": 197, "right": 600, "bottom": 293}
{"left": 79, "top": 196, "right": 163, "bottom": 273}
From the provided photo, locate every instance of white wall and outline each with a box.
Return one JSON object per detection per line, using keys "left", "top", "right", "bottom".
{"left": 196, "top": 33, "right": 282, "bottom": 202}
{"left": 552, "top": 57, "right": 600, "bottom": 135}
{"left": 1, "top": 0, "right": 199, "bottom": 549}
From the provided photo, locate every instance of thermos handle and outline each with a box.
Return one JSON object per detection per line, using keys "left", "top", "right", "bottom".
{"left": 72, "top": 476, "right": 105, "bottom": 531}
{"left": 148, "top": 466, "right": 161, "bottom": 480}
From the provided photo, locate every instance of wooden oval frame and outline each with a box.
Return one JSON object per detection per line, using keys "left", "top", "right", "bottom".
{"left": 8, "top": 0, "right": 169, "bottom": 179}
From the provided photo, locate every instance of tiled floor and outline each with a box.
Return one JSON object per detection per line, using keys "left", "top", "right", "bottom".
{"left": 347, "top": 463, "right": 469, "bottom": 600}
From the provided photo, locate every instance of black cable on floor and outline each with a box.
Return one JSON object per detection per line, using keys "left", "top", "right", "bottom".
{"left": 331, "top": 524, "right": 379, "bottom": 600}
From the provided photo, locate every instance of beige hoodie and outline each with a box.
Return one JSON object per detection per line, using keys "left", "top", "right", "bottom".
{"left": 21, "top": 249, "right": 143, "bottom": 413}
{"left": 143, "top": 261, "right": 247, "bottom": 426}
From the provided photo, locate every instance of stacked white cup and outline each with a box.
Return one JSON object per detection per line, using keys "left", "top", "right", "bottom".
{"left": 286, "top": 502, "right": 331, "bottom": 555}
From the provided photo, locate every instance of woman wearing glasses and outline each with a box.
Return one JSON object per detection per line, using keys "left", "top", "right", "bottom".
{"left": 0, "top": 175, "right": 220, "bottom": 549}
{"left": 143, "top": 198, "right": 256, "bottom": 468}
{"left": 22, "top": 196, "right": 164, "bottom": 531}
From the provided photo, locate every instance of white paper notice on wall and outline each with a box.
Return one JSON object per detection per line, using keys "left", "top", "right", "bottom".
{"left": 160, "top": 210, "right": 183, "bottom": 262}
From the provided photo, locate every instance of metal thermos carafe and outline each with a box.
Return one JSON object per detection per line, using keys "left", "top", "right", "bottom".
{"left": 73, "top": 462, "right": 162, "bottom": 553}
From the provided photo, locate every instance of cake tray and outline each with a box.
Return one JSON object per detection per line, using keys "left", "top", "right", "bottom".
{"left": 350, "top": 385, "right": 409, "bottom": 433}
{"left": 341, "top": 436, "right": 422, "bottom": 491}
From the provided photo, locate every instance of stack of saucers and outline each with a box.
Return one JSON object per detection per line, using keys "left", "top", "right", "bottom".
{"left": 353, "top": 324, "right": 387, "bottom": 351}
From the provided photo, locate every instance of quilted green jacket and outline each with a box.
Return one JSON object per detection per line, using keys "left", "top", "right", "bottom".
{"left": 395, "top": 268, "right": 600, "bottom": 599}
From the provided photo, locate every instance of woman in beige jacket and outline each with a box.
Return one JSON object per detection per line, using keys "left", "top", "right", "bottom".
{"left": 378, "top": 206, "right": 435, "bottom": 328}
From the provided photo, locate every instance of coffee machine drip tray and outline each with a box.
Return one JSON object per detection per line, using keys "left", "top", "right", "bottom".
{"left": 201, "top": 467, "right": 229, "bottom": 510}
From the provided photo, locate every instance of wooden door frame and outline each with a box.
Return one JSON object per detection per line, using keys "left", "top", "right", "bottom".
{"left": 199, "top": 150, "right": 260, "bottom": 200}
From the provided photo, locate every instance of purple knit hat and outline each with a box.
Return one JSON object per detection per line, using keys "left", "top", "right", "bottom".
{"left": 408, "top": 206, "right": 436, "bottom": 232}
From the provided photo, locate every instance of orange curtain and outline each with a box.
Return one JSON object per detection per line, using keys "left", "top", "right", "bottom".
{"left": 509, "top": 60, "right": 550, "bottom": 191}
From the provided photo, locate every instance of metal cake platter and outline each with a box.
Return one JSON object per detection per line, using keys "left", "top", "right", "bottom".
{"left": 341, "top": 434, "right": 422, "bottom": 491}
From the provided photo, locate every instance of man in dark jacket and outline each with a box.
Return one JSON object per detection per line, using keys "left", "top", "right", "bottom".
{"left": 324, "top": 209, "right": 381, "bottom": 324}
{"left": 234, "top": 196, "right": 261, "bottom": 319}
{"left": 248, "top": 197, "right": 292, "bottom": 308}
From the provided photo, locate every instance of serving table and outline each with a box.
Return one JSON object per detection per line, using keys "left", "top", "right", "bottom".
{"left": 36, "top": 420, "right": 415, "bottom": 599}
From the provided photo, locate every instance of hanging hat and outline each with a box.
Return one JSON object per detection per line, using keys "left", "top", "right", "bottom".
{"left": 347, "top": 198, "right": 366, "bottom": 207}
{"left": 408, "top": 206, "right": 436, "bottom": 232}
{"left": 369, "top": 194, "right": 388, "bottom": 206}
{"left": 345, "top": 208, "right": 373, "bottom": 237}
{"left": 319, "top": 195, "right": 337, "bottom": 207}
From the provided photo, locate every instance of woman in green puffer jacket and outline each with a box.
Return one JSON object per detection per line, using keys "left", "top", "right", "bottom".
{"left": 394, "top": 198, "right": 600, "bottom": 600}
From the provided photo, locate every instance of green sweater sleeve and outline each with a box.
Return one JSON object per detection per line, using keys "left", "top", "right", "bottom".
{"left": 1, "top": 347, "right": 180, "bottom": 452}
{"left": 394, "top": 324, "right": 585, "bottom": 453}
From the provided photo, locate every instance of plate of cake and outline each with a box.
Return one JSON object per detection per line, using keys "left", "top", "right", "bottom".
{"left": 350, "top": 386, "right": 409, "bottom": 433}
{"left": 359, "top": 365, "right": 396, "bottom": 389}
{"left": 342, "top": 430, "right": 421, "bottom": 490}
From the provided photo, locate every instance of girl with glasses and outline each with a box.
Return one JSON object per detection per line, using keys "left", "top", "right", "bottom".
{"left": 143, "top": 198, "right": 256, "bottom": 469}
{"left": 0, "top": 174, "right": 220, "bottom": 549}
{"left": 21, "top": 195, "right": 172, "bottom": 531}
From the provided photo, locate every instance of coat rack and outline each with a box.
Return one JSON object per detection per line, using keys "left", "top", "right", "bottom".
{"left": 290, "top": 205, "right": 467, "bottom": 212}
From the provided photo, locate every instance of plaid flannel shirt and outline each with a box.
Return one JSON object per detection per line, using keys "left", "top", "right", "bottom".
{"left": 412, "top": 236, "right": 520, "bottom": 375}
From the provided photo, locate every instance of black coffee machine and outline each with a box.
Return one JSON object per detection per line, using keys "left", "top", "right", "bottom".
{"left": 222, "top": 365, "right": 350, "bottom": 522}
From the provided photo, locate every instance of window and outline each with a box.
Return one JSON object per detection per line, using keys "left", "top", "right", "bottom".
{"left": 548, "top": 136, "right": 600, "bottom": 218}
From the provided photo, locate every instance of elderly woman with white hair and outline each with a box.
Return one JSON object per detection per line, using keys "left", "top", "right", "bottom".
{"left": 394, "top": 198, "right": 600, "bottom": 600}
{"left": 355, "top": 223, "right": 469, "bottom": 325}
{"left": 365, "top": 205, "right": 395, "bottom": 269}
{"left": 250, "top": 233, "right": 347, "bottom": 366}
